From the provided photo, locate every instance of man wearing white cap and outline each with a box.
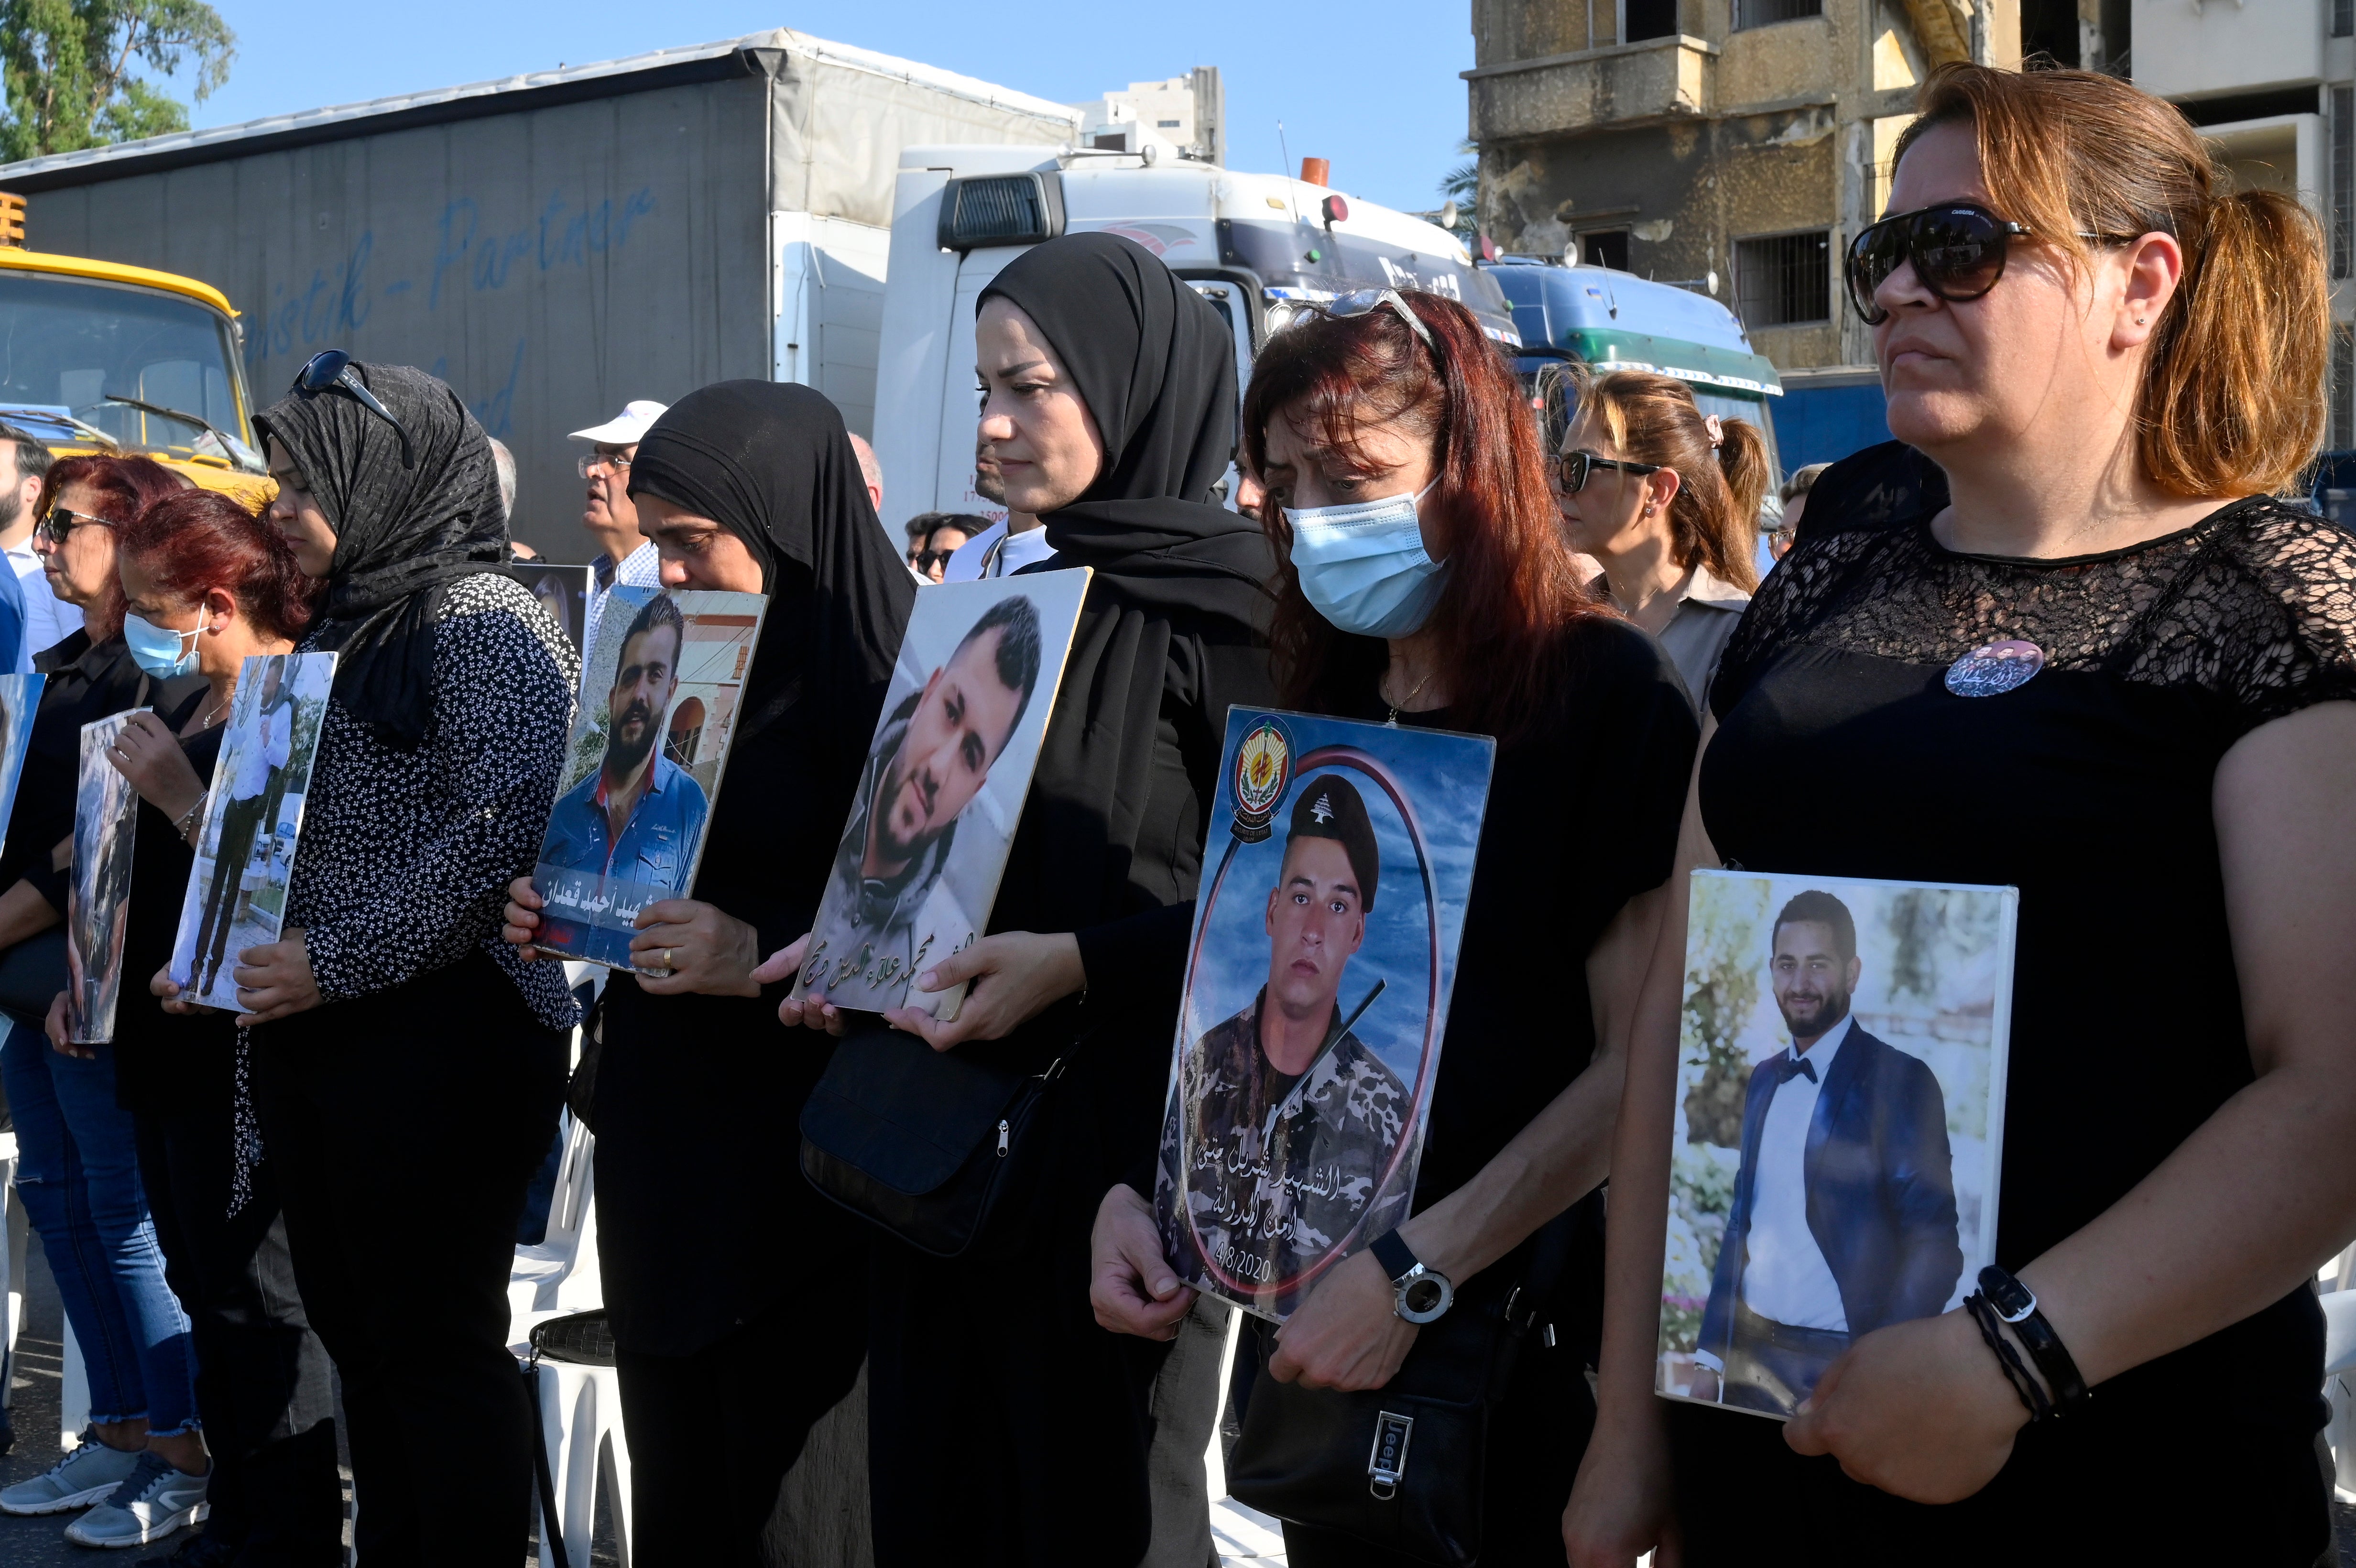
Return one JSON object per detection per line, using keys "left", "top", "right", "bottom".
{"left": 570, "top": 399, "right": 668, "bottom": 675}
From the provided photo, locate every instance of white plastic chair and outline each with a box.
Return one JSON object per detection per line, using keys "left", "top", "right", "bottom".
{"left": 507, "top": 1110, "right": 602, "bottom": 1344}
{"left": 2323, "top": 1287, "right": 2356, "bottom": 1501}
{"left": 529, "top": 1356, "right": 633, "bottom": 1568}
{"left": 0, "top": 1130, "right": 23, "bottom": 1436}
{"left": 513, "top": 971, "right": 632, "bottom": 1568}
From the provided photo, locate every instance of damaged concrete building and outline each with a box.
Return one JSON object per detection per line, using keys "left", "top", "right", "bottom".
{"left": 1462, "top": 0, "right": 2060, "bottom": 384}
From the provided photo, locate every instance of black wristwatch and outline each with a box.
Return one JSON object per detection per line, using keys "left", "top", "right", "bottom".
{"left": 1977, "top": 1265, "right": 2089, "bottom": 1414}
{"left": 1369, "top": 1230, "right": 1454, "bottom": 1324}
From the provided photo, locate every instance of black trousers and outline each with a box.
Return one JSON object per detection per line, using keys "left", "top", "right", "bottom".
{"left": 193, "top": 794, "right": 267, "bottom": 994}
{"left": 135, "top": 1102, "right": 342, "bottom": 1565}
{"left": 615, "top": 1294, "right": 866, "bottom": 1568}
{"left": 866, "top": 1235, "right": 1171, "bottom": 1568}
{"left": 255, "top": 954, "right": 567, "bottom": 1568}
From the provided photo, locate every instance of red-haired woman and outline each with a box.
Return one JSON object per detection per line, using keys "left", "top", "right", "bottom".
{"left": 0, "top": 456, "right": 214, "bottom": 1544}
{"left": 1088, "top": 289, "right": 1701, "bottom": 1564}
{"left": 83, "top": 489, "right": 340, "bottom": 1560}
{"left": 0, "top": 456, "right": 187, "bottom": 952}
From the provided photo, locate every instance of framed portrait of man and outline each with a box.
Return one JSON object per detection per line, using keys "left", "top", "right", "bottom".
{"left": 67, "top": 711, "right": 146, "bottom": 1043}
{"left": 168, "top": 653, "right": 337, "bottom": 1012}
{"left": 0, "top": 670, "right": 45, "bottom": 862}
{"left": 528, "top": 587, "right": 766, "bottom": 970}
{"left": 1154, "top": 708, "right": 1494, "bottom": 1322}
{"left": 791, "top": 569, "right": 1092, "bottom": 1021}
{"left": 1658, "top": 870, "right": 2019, "bottom": 1419}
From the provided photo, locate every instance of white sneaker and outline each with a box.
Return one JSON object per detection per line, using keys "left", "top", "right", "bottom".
{"left": 63, "top": 1451, "right": 209, "bottom": 1549}
{"left": 0, "top": 1431, "right": 146, "bottom": 1515}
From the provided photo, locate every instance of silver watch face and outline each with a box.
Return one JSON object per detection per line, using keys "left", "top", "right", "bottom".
{"left": 1397, "top": 1271, "right": 1453, "bottom": 1324}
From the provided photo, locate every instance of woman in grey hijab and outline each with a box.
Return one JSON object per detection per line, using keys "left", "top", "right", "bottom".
{"left": 237, "top": 360, "right": 578, "bottom": 1568}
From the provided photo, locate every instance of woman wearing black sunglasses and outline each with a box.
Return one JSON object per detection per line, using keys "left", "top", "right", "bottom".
{"left": 1547, "top": 369, "right": 1768, "bottom": 712}
{"left": 1567, "top": 62, "right": 2350, "bottom": 1568}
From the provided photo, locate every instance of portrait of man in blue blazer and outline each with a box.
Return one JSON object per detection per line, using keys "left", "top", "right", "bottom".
{"left": 1692, "top": 890, "right": 1963, "bottom": 1415}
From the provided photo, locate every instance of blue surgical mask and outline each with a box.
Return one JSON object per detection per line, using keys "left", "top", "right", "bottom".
{"left": 122, "top": 611, "right": 205, "bottom": 679}
{"left": 1284, "top": 483, "right": 1449, "bottom": 639}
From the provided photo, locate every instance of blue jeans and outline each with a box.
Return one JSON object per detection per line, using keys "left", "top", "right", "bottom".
{"left": 0, "top": 1018, "right": 199, "bottom": 1435}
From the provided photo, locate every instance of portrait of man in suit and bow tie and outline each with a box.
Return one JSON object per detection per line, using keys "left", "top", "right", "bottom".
{"left": 1692, "top": 888, "right": 1965, "bottom": 1416}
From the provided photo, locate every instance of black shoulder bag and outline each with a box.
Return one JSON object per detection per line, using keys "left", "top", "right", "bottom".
{"left": 797, "top": 1021, "right": 1067, "bottom": 1259}
{"left": 1226, "top": 1209, "right": 1580, "bottom": 1568}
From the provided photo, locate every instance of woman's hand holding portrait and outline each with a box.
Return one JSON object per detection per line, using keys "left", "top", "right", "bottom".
{"left": 1089, "top": 1184, "right": 1195, "bottom": 1340}
{"left": 231, "top": 927, "right": 321, "bottom": 1025}
{"left": 629, "top": 899, "right": 760, "bottom": 997}
{"left": 105, "top": 710, "right": 206, "bottom": 820}
{"left": 755, "top": 928, "right": 1085, "bottom": 1046}
{"left": 501, "top": 874, "right": 549, "bottom": 961}
{"left": 1783, "top": 1306, "right": 2031, "bottom": 1502}
{"left": 1265, "top": 1246, "right": 1419, "bottom": 1392}
{"left": 44, "top": 991, "right": 91, "bottom": 1059}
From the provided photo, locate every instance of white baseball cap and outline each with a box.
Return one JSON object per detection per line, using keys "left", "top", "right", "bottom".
{"left": 568, "top": 399, "right": 668, "bottom": 446}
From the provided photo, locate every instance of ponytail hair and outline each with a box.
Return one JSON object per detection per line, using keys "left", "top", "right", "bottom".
{"left": 1897, "top": 62, "right": 2331, "bottom": 497}
{"left": 1577, "top": 369, "right": 1765, "bottom": 592}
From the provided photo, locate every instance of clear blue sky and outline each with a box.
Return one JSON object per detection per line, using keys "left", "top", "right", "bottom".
{"left": 170, "top": 1, "right": 1474, "bottom": 217}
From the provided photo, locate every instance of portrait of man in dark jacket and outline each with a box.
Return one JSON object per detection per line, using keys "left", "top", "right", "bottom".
{"left": 1693, "top": 889, "right": 1963, "bottom": 1416}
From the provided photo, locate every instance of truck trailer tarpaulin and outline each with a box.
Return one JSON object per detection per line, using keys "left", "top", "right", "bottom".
{"left": 0, "top": 32, "right": 1080, "bottom": 555}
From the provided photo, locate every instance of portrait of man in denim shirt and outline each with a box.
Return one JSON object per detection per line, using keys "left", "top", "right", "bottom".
{"left": 537, "top": 593, "right": 712, "bottom": 967}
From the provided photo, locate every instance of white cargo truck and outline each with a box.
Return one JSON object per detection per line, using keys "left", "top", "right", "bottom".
{"left": 873, "top": 147, "right": 1522, "bottom": 530}
{"left": 0, "top": 32, "right": 1079, "bottom": 554}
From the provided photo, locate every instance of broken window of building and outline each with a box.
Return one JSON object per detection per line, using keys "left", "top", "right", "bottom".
{"left": 1736, "top": 231, "right": 1832, "bottom": 328}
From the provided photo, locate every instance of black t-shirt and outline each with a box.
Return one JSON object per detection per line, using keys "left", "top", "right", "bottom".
{"left": 1705, "top": 496, "right": 2356, "bottom": 1429}
{"left": 1341, "top": 614, "right": 1698, "bottom": 1211}
{"left": 112, "top": 688, "right": 235, "bottom": 1114}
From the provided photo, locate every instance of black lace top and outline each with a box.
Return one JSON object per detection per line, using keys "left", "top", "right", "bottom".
{"left": 1702, "top": 496, "right": 2356, "bottom": 1432}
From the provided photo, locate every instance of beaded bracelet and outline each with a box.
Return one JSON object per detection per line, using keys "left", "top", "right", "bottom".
{"left": 172, "top": 797, "right": 206, "bottom": 842}
{"left": 1964, "top": 1292, "right": 2051, "bottom": 1424}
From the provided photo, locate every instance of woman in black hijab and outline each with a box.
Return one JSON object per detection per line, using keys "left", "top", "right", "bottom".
{"left": 776, "top": 232, "right": 1278, "bottom": 1567}
{"left": 503, "top": 381, "right": 914, "bottom": 1566}
{"left": 244, "top": 361, "right": 578, "bottom": 1568}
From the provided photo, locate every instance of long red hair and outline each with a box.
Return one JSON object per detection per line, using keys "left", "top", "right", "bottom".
{"left": 33, "top": 455, "right": 186, "bottom": 643}
{"left": 1241, "top": 290, "right": 1603, "bottom": 743}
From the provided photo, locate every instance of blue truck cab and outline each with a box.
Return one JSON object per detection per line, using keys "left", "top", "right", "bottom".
{"left": 1480, "top": 256, "right": 1785, "bottom": 480}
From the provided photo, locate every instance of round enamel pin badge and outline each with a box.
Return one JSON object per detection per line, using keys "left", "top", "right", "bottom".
{"left": 1944, "top": 639, "right": 2045, "bottom": 698}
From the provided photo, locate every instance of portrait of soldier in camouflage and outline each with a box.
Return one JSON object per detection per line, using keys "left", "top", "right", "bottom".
{"left": 1173, "top": 774, "right": 1412, "bottom": 1298}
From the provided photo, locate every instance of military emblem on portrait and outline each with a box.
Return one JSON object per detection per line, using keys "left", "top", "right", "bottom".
{"left": 527, "top": 587, "right": 768, "bottom": 970}
{"left": 790, "top": 569, "right": 1093, "bottom": 1021}
{"left": 1659, "top": 870, "right": 2019, "bottom": 1420}
{"left": 1154, "top": 708, "right": 1494, "bottom": 1321}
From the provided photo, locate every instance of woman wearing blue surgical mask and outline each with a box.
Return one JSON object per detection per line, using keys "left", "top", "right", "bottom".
{"left": 1089, "top": 288, "right": 1701, "bottom": 1566}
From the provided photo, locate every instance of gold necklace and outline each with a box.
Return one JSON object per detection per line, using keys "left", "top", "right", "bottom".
{"left": 1384, "top": 665, "right": 1438, "bottom": 726}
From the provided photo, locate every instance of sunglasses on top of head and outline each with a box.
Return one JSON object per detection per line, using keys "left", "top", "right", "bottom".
{"left": 291, "top": 349, "right": 415, "bottom": 469}
{"left": 1843, "top": 202, "right": 2147, "bottom": 326}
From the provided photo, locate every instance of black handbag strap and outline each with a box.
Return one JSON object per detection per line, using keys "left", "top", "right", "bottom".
{"left": 522, "top": 1365, "right": 572, "bottom": 1568}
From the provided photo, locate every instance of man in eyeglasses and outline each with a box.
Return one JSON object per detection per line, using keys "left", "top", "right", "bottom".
{"left": 569, "top": 400, "right": 667, "bottom": 697}
{"left": 0, "top": 423, "right": 70, "bottom": 669}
